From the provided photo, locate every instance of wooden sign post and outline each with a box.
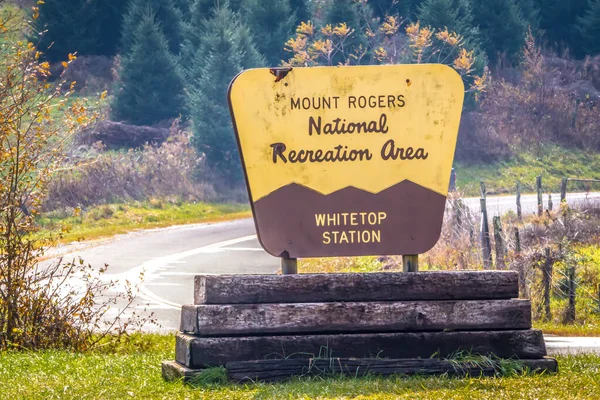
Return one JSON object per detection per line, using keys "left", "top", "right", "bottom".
{"left": 228, "top": 65, "right": 465, "bottom": 270}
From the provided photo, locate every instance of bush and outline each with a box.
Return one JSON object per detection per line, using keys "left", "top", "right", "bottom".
{"left": 456, "top": 33, "right": 600, "bottom": 162}
{"left": 46, "top": 132, "right": 214, "bottom": 210}
{"left": 0, "top": 9, "right": 147, "bottom": 351}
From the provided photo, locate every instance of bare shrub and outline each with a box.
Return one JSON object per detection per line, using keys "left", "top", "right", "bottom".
{"left": 76, "top": 120, "right": 171, "bottom": 149}
{"left": 58, "top": 55, "right": 115, "bottom": 95}
{"left": 423, "top": 193, "right": 482, "bottom": 270}
{"left": 0, "top": 8, "right": 150, "bottom": 350}
{"left": 457, "top": 32, "right": 600, "bottom": 162}
{"left": 45, "top": 132, "right": 215, "bottom": 210}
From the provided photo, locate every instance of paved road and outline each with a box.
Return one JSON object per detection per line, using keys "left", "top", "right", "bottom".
{"left": 52, "top": 192, "right": 600, "bottom": 353}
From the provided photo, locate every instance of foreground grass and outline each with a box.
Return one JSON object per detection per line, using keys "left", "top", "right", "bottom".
{"left": 0, "top": 334, "right": 598, "bottom": 400}
{"left": 37, "top": 200, "right": 250, "bottom": 244}
{"left": 455, "top": 145, "right": 600, "bottom": 196}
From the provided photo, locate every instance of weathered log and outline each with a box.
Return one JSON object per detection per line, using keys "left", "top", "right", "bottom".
{"left": 175, "top": 330, "right": 547, "bottom": 368}
{"left": 180, "top": 299, "right": 531, "bottom": 336}
{"left": 226, "top": 357, "right": 558, "bottom": 382}
{"left": 76, "top": 120, "right": 171, "bottom": 148}
{"left": 194, "top": 271, "right": 519, "bottom": 305}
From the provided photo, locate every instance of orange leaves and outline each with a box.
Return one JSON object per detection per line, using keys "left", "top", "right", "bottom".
{"left": 406, "top": 22, "right": 433, "bottom": 63}
{"left": 453, "top": 48, "right": 475, "bottom": 73}
{"left": 285, "top": 21, "right": 358, "bottom": 67}
{"left": 436, "top": 29, "right": 461, "bottom": 47}
{"left": 296, "top": 21, "right": 314, "bottom": 36}
{"left": 379, "top": 16, "right": 399, "bottom": 37}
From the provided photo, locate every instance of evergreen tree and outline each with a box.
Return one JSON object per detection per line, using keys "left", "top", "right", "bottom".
{"left": 30, "top": 0, "right": 126, "bottom": 62}
{"left": 320, "top": 0, "right": 375, "bottom": 64}
{"left": 173, "top": 0, "right": 192, "bottom": 13}
{"left": 471, "top": 0, "right": 527, "bottom": 63}
{"left": 417, "top": 0, "right": 472, "bottom": 36}
{"left": 121, "top": 0, "right": 185, "bottom": 55}
{"left": 370, "top": 0, "right": 425, "bottom": 20}
{"left": 536, "top": 0, "right": 588, "bottom": 54}
{"left": 188, "top": 6, "right": 264, "bottom": 181}
{"left": 240, "top": 0, "right": 296, "bottom": 66}
{"left": 93, "top": 1, "right": 129, "bottom": 56}
{"left": 290, "top": 0, "right": 310, "bottom": 24}
{"left": 111, "top": 14, "right": 186, "bottom": 126}
{"left": 518, "top": 0, "right": 540, "bottom": 34}
{"left": 578, "top": 0, "right": 600, "bottom": 55}
{"left": 323, "top": 0, "right": 362, "bottom": 27}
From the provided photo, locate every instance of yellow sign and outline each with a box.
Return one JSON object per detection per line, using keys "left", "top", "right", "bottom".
{"left": 229, "top": 64, "right": 464, "bottom": 258}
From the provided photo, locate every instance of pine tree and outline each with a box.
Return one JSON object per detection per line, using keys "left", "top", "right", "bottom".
{"left": 188, "top": 6, "right": 264, "bottom": 181}
{"left": 471, "top": 0, "right": 527, "bottom": 63}
{"left": 518, "top": 0, "right": 540, "bottom": 34}
{"left": 173, "top": 0, "right": 192, "bottom": 13}
{"left": 416, "top": 0, "right": 472, "bottom": 36}
{"left": 111, "top": 14, "right": 186, "bottom": 126}
{"left": 240, "top": 0, "right": 296, "bottom": 66}
{"left": 30, "top": 0, "right": 126, "bottom": 62}
{"left": 90, "top": 0, "right": 129, "bottom": 57}
{"left": 578, "top": 0, "right": 600, "bottom": 55}
{"left": 370, "top": 0, "right": 425, "bottom": 20}
{"left": 121, "top": 0, "right": 185, "bottom": 55}
{"left": 536, "top": 0, "right": 588, "bottom": 54}
{"left": 290, "top": 0, "right": 310, "bottom": 24}
{"left": 321, "top": 0, "right": 375, "bottom": 64}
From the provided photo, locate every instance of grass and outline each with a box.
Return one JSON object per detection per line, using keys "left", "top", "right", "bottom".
{"left": 37, "top": 200, "right": 250, "bottom": 245}
{"left": 0, "top": 334, "right": 598, "bottom": 399}
{"left": 455, "top": 144, "right": 600, "bottom": 196}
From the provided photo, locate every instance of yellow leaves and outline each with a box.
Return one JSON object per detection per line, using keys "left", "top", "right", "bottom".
{"left": 32, "top": 6, "right": 39, "bottom": 20}
{"left": 436, "top": 29, "right": 461, "bottom": 47}
{"left": 333, "top": 23, "right": 352, "bottom": 38}
{"left": 311, "top": 39, "right": 333, "bottom": 57}
{"left": 321, "top": 24, "right": 333, "bottom": 37}
{"left": 453, "top": 48, "right": 475, "bottom": 73}
{"left": 374, "top": 46, "right": 387, "bottom": 62}
{"left": 100, "top": 91, "right": 107, "bottom": 100}
{"left": 285, "top": 35, "right": 308, "bottom": 53}
{"left": 68, "top": 53, "right": 77, "bottom": 61}
{"left": 406, "top": 22, "right": 433, "bottom": 63}
{"left": 379, "top": 16, "right": 399, "bottom": 37}
{"left": 296, "top": 21, "right": 314, "bottom": 36}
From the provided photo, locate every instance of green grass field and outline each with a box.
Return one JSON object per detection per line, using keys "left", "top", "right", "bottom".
{"left": 455, "top": 144, "right": 600, "bottom": 196}
{"left": 37, "top": 200, "right": 250, "bottom": 245}
{"left": 0, "top": 334, "right": 597, "bottom": 400}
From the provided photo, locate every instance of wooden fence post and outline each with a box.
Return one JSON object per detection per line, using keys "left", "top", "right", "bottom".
{"left": 449, "top": 168, "right": 456, "bottom": 192}
{"left": 561, "top": 178, "right": 568, "bottom": 203}
{"left": 516, "top": 181, "right": 522, "bottom": 221}
{"left": 536, "top": 176, "right": 543, "bottom": 217}
{"left": 493, "top": 216, "right": 505, "bottom": 270}
{"left": 548, "top": 194, "right": 553, "bottom": 212}
{"left": 514, "top": 227, "right": 528, "bottom": 298}
{"left": 566, "top": 265, "right": 576, "bottom": 324}
{"left": 403, "top": 255, "right": 419, "bottom": 272}
{"left": 542, "top": 248, "right": 553, "bottom": 322}
{"left": 480, "top": 196, "right": 492, "bottom": 270}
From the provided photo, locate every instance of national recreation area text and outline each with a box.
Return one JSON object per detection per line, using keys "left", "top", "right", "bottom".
{"left": 270, "top": 94, "right": 429, "bottom": 164}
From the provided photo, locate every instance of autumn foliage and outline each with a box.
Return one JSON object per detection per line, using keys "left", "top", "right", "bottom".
{"left": 0, "top": 6, "right": 146, "bottom": 350}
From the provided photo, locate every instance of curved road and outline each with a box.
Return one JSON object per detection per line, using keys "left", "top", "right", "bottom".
{"left": 52, "top": 192, "right": 600, "bottom": 353}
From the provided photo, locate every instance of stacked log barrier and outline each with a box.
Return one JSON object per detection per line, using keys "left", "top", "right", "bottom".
{"left": 162, "top": 271, "right": 556, "bottom": 383}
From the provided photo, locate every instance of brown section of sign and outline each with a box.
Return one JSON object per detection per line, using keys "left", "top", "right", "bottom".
{"left": 252, "top": 180, "right": 447, "bottom": 258}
